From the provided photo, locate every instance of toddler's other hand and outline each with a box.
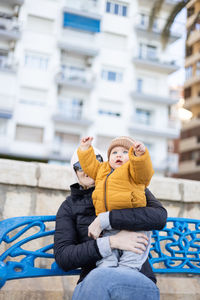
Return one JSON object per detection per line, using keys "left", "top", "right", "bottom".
{"left": 80, "top": 136, "right": 93, "bottom": 150}
{"left": 88, "top": 216, "right": 102, "bottom": 240}
{"left": 133, "top": 141, "right": 145, "bottom": 157}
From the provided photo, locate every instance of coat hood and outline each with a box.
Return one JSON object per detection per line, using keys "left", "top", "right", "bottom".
{"left": 70, "top": 147, "right": 103, "bottom": 184}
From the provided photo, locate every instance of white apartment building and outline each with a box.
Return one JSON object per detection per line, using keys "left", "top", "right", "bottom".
{"left": 0, "top": 0, "right": 182, "bottom": 175}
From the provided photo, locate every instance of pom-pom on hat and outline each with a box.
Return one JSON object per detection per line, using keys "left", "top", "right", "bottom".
{"left": 107, "top": 136, "right": 135, "bottom": 159}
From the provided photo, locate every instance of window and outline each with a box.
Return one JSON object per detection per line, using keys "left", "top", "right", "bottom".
{"left": 54, "top": 132, "right": 80, "bottom": 145}
{"left": 61, "top": 65, "right": 87, "bottom": 82}
{"left": 24, "top": 52, "right": 49, "bottom": 71}
{"left": 185, "top": 66, "right": 192, "bottom": 80}
{"left": 139, "top": 43, "right": 157, "bottom": 60}
{"left": 0, "top": 50, "right": 8, "bottom": 69}
{"left": 98, "top": 99, "right": 121, "bottom": 117}
{"left": 196, "top": 61, "right": 200, "bottom": 76}
{"left": 27, "top": 15, "right": 54, "bottom": 34}
{"left": 53, "top": 132, "right": 80, "bottom": 157}
{"left": 146, "top": 45, "right": 157, "bottom": 60}
{"left": 186, "top": 46, "right": 193, "bottom": 57}
{"left": 58, "top": 98, "right": 83, "bottom": 119}
{"left": 101, "top": 69, "right": 123, "bottom": 82}
{"left": 0, "top": 118, "right": 7, "bottom": 135}
{"left": 187, "top": 6, "right": 194, "bottom": 18}
{"left": 15, "top": 125, "right": 44, "bottom": 143}
{"left": 136, "top": 78, "right": 143, "bottom": 93}
{"left": 19, "top": 87, "right": 47, "bottom": 106}
{"left": 140, "top": 14, "right": 146, "bottom": 27}
{"left": 106, "top": 1, "right": 128, "bottom": 17}
{"left": 184, "top": 87, "right": 191, "bottom": 99}
{"left": 98, "top": 109, "right": 121, "bottom": 117}
{"left": 139, "top": 14, "right": 157, "bottom": 30}
{"left": 103, "top": 33, "right": 127, "bottom": 50}
{"left": 135, "top": 108, "right": 152, "bottom": 125}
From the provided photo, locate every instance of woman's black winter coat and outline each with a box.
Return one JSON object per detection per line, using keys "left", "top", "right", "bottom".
{"left": 54, "top": 183, "right": 167, "bottom": 284}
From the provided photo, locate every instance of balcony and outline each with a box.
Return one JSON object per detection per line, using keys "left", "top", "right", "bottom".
{"left": 56, "top": 66, "right": 95, "bottom": 90}
{"left": 134, "top": 15, "right": 181, "bottom": 43}
{"left": 186, "top": 11, "right": 199, "bottom": 29}
{"left": 133, "top": 56, "right": 179, "bottom": 74}
{"left": 58, "top": 40, "right": 98, "bottom": 57}
{"left": 63, "top": 0, "right": 101, "bottom": 17}
{"left": 129, "top": 120, "right": 180, "bottom": 139}
{"left": 182, "top": 117, "right": 200, "bottom": 130}
{"left": 179, "top": 160, "right": 200, "bottom": 175}
{"left": 152, "top": 152, "right": 179, "bottom": 173}
{"left": 63, "top": 0, "right": 101, "bottom": 33}
{"left": 131, "top": 91, "right": 178, "bottom": 105}
{"left": 0, "top": 94, "right": 15, "bottom": 118}
{"left": 187, "top": 25, "right": 200, "bottom": 46}
{"left": 53, "top": 100, "right": 92, "bottom": 127}
{"left": 2, "top": 0, "right": 24, "bottom": 5}
{"left": 0, "top": 16, "right": 21, "bottom": 41}
{"left": 0, "top": 56, "right": 17, "bottom": 73}
{"left": 0, "top": 136, "right": 11, "bottom": 153}
{"left": 184, "top": 96, "right": 200, "bottom": 109}
{"left": 184, "top": 75, "right": 200, "bottom": 88}
{"left": 185, "top": 52, "right": 200, "bottom": 68}
{"left": 179, "top": 136, "right": 200, "bottom": 152}
{"left": 138, "top": 0, "right": 180, "bottom": 9}
{"left": 50, "top": 142, "right": 78, "bottom": 161}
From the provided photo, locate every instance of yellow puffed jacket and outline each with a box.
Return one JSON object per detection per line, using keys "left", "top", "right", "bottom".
{"left": 77, "top": 146, "right": 154, "bottom": 216}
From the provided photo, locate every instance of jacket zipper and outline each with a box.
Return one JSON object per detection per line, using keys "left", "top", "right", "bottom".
{"left": 104, "top": 169, "right": 114, "bottom": 211}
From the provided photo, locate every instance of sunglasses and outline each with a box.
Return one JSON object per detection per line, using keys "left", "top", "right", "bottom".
{"left": 73, "top": 154, "right": 103, "bottom": 172}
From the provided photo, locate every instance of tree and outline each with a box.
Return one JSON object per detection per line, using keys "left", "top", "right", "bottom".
{"left": 148, "top": 0, "right": 199, "bottom": 48}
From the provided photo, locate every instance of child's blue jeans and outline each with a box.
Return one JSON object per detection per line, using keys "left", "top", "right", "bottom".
{"left": 72, "top": 267, "right": 160, "bottom": 300}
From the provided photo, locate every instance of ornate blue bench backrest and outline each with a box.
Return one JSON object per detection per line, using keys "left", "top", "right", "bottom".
{"left": 0, "top": 216, "right": 200, "bottom": 288}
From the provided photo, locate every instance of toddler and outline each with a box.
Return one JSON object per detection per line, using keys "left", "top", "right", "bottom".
{"left": 77, "top": 136, "right": 154, "bottom": 269}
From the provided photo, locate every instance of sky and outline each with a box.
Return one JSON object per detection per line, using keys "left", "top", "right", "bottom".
{"left": 168, "top": 8, "right": 187, "bottom": 87}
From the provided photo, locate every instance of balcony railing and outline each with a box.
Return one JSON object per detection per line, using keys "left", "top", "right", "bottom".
{"left": 133, "top": 56, "right": 179, "bottom": 74}
{"left": 51, "top": 142, "right": 78, "bottom": 161}
{"left": 134, "top": 14, "right": 182, "bottom": 43}
{"left": 129, "top": 120, "right": 180, "bottom": 139}
{"left": 0, "top": 56, "right": 17, "bottom": 72}
{"left": 131, "top": 91, "right": 179, "bottom": 105}
{"left": 56, "top": 66, "right": 95, "bottom": 90}
{"left": 5, "top": 0, "right": 24, "bottom": 5}
{"left": 53, "top": 100, "right": 92, "bottom": 126}
{"left": 152, "top": 152, "right": 179, "bottom": 173}
{"left": 0, "top": 16, "right": 21, "bottom": 40}
{"left": 0, "top": 94, "right": 15, "bottom": 113}
{"left": 63, "top": 0, "right": 100, "bottom": 16}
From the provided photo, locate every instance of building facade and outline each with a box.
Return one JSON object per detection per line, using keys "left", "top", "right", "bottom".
{"left": 179, "top": 0, "right": 200, "bottom": 180}
{"left": 0, "top": 0, "right": 181, "bottom": 175}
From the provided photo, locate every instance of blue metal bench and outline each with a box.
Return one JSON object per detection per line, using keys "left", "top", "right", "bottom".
{"left": 0, "top": 216, "right": 200, "bottom": 289}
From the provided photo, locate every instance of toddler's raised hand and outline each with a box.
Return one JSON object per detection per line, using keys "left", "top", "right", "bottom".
{"left": 133, "top": 141, "right": 146, "bottom": 157}
{"left": 80, "top": 136, "right": 93, "bottom": 150}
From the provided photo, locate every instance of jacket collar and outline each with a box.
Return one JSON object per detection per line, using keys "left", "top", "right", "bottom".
{"left": 70, "top": 183, "right": 94, "bottom": 198}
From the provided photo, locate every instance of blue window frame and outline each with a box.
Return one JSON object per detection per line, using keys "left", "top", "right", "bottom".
{"left": 63, "top": 12, "right": 101, "bottom": 33}
{"left": 106, "top": 1, "right": 111, "bottom": 12}
{"left": 101, "top": 69, "right": 123, "bottom": 82}
{"left": 137, "top": 79, "right": 143, "bottom": 93}
{"left": 122, "top": 6, "right": 127, "bottom": 17}
{"left": 114, "top": 4, "right": 119, "bottom": 15}
{"left": 105, "top": 1, "right": 128, "bottom": 17}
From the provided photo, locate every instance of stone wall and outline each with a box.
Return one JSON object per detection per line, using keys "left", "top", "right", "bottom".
{"left": 0, "top": 159, "right": 200, "bottom": 300}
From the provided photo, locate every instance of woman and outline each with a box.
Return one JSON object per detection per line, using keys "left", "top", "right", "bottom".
{"left": 54, "top": 149, "right": 167, "bottom": 300}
